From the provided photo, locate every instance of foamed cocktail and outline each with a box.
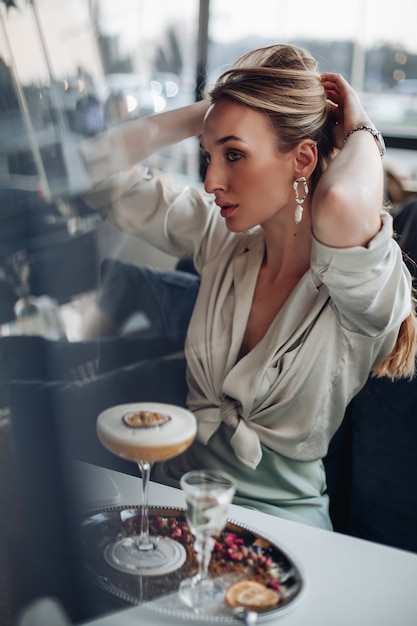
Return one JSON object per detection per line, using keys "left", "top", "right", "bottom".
{"left": 96, "top": 402, "right": 197, "bottom": 576}
{"left": 97, "top": 404, "right": 197, "bottom": 464}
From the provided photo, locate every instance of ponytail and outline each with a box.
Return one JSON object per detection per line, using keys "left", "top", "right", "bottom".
{"left": 372, "top": 296, "right": 417, "bottom": 380}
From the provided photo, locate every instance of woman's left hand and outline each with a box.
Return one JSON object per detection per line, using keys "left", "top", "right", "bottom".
{"left": 320, "top": 72, "right": 373, "bottom": 149}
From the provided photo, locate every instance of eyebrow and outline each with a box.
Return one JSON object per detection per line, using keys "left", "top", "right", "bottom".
{"left": 200, "top": 135, "right": 245, "bottom": 150}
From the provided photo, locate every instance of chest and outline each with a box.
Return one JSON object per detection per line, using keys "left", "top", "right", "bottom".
{"left": 238, "top": 269, "right": 304, "bottom": 359}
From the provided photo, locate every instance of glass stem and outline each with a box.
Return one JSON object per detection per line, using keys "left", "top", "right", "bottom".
{"left": 137, "top": 461, "right": 154, "bottom": 551}
{"left": 194, "top": 535, "right": 215, "bottom": 582}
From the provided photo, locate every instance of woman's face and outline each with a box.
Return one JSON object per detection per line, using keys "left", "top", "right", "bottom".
{"left": 201, "top": 99, "right": 296, "bottom": 232}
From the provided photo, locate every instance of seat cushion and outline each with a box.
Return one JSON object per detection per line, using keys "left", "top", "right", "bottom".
{"left": 348, "top": 375, "right": 417, "bottom": 553}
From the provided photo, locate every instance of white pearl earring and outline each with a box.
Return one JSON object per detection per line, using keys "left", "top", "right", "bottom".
{"left": 293, "top": 177, "right": 308, "bottom": 224}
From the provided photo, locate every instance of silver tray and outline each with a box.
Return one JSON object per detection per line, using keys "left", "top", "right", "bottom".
{"left": 80, "top": 505, "right": 306, "bottom": 623}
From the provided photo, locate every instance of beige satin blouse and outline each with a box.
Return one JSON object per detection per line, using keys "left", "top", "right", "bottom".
{"left": 86, "top": 165, "right": 412, "bottom": 469}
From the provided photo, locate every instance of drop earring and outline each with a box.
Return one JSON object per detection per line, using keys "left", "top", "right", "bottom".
{"left": 293, "top": 177, "right": 308, "bottom": 224}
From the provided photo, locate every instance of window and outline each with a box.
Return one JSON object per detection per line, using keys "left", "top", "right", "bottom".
{"left": 206, "top": 0, "right": 417, "bottom": 187}
{"left": 1, "top": 0, "right": 416, "bottom": 196}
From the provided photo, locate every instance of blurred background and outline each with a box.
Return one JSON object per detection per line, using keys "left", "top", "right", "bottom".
{"left": 1, "top": 0, "right": 417, "bottom": 334}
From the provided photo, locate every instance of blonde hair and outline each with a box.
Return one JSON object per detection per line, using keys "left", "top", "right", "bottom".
{"left": 372, "top": 296, "right": 417, "bottom": 380}
{"left": 209, "top": 43, "right": 417, "bottom": 381}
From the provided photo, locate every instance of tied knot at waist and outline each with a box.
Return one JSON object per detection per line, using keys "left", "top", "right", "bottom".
{"left": 196, "top": 396, "right": 263, "bottom": 470}
{"left": 220, "top": 396, "right": 241, "bottom": 429}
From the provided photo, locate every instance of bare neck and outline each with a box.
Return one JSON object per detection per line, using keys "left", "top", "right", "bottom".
{"left": 261, "top": 213, "right": 312, "bottom": 282}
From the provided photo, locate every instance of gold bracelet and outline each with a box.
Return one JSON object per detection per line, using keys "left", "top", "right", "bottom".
{"left": 343, "top": 125, "right": 386, "bottom": 158}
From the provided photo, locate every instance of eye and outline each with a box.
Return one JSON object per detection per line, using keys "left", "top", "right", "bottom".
{"left": 226, "top": 151, "right": 242, "bottom": 162}
{"left": 201, "top": 151, "right": 210, "bottom": 164}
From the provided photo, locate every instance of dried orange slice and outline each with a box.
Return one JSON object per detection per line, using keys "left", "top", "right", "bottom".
{"left": 225, "top": 580, "right": 280, "bottom": 612}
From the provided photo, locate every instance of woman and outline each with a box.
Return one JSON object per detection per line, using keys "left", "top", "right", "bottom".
{"left": 81, "top": 44, "right": 416, "bottom": 530}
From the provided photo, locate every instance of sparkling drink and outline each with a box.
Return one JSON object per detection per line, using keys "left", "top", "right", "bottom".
{"left": 186, "top": 492, "right": 232, "bottom": 538}
{"left": 179, "top": 470, "right": 236, "bottom": 611}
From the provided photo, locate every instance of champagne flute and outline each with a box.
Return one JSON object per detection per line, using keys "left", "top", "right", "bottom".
{"left": 96, "top": 402, "right": 196, "bottom": 576}
{"left": 179, "top": 469, "right": 236, "bottom": 611}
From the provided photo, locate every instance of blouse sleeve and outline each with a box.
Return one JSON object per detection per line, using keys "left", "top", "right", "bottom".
{"left": 310, "top": 210, "right": 412, "bottom": 336}
{"left": 84, "top": 165, "right": 231, "bottom": 271}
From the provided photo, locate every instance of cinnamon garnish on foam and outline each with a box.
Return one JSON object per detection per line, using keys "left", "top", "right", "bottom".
{"left": 122, "top": 410, "right": 172, "bottom": 429}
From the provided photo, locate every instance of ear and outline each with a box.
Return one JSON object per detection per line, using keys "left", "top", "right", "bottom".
{"left": 295, "top": 140, "right": 318, "bottom": 180}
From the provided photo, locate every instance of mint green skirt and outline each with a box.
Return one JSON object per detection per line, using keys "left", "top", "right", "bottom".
{"left": 153, "top": 423, "right": 332, "bottom": 531}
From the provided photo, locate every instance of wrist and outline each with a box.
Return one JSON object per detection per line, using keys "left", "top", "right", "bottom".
{"left": 343, "top": 124, "right": 386, "bottom": 158}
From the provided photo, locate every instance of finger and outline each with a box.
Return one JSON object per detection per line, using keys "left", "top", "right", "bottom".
{"left": 323, "top": 88, "right": 343, "bottom": 108}
{"left": 320, "top": 73, "right": 349, "bottom": 93}
{"left": 320, "top": 72, "right": 347, "bottom": 84}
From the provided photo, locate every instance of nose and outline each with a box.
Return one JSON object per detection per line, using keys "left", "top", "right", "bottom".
{"left": 203, "top": 161, "right": 226, "bottom": 195}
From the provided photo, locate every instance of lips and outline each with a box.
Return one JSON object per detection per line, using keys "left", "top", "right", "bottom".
{"left": 216, "top": 200, "right": 238, "bottom": 218}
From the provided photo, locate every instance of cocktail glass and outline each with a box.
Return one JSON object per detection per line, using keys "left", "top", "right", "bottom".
{"left": 178, "top": 469, "right": 236, "bottom": 611}
{"left": 96, "top": 402, "right": 196, "bottom": 576}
